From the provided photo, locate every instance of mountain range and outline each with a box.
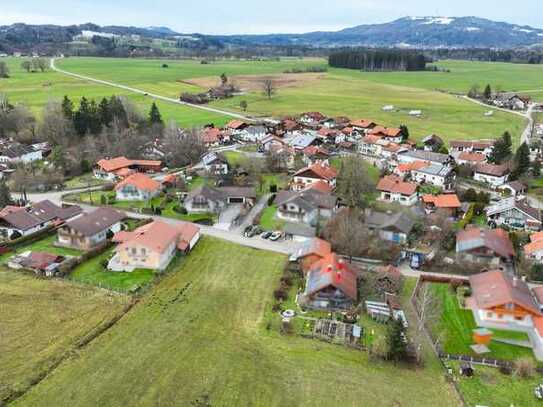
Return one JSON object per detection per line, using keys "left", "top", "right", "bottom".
{"left": 1, "top": 16, "right": 543, "bottom": 52}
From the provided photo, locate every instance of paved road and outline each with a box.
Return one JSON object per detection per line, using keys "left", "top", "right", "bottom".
{"left": 49, "top": 58, "right": 256, "bottom": 123}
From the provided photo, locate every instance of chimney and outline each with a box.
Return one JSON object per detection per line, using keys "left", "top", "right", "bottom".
{"left": 513, "top": 276, "right": 518, "bottom": 287}
{"left": 326, "top": 265, "right": 333, "bottom": 273}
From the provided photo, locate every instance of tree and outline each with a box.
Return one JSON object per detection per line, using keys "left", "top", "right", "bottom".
{"left": 488, "top": 131, "right": 513, "bottom": 164}
{"left": 163, "top": 124, "right": 207, "bottom": 168}
{"left": 412, "top": 283, "right": 441, "bottom": 364}
{"left": 73, "top": 97, "right": 91, "bottom": 137}
{"left": 148, "top": 102, "right": 163, "bottom": 125}
{"left": 323, "top": 209, "right": 371, "bottom": 262}
{"left": 532, "top": 160, "right": 541, "bottom": 177}
{"left": 98, "top": 97, "right": 113, "bottom": 127}
{"left": 0, "top": 61, "right": 9, "bottom": 78}
{"left": 261, "top": 79, "right": 276, "bottom": 99}
{"left": 511, "top": 142, "right": 531, "bottom": 179}
{"left": 335, "top": 156, "right": 374, "bottom": 208}
{"left": 21, "top": 60, "right": 32, "bottom": 73}
{"left": 35, "top": 58, "right": 48, "bottom": 72}
{"left": 483, "top": 84, "right": 492, "bottom": 100}
{"left": 220, "top": 73, "right": 228, "bottom": 86}
{"left": 399, "top": 124, "right": 409, "bottom": 141}
{"left": 240, "top": 100, "right": 248, "bottom": 112}
{"left": 39, "top": 100, "right": 74, "bottom": 147}
{"left": 61, "top": 96, "right": 74, "bottom": 120}
{"left": 467, "top": 84, "right": 480, "bottom": 99}
{"left": 387, "top": 318, "right": 408, "bottom": 363}
{"left": 0, "top": 179, "right": 12, "bottom": 207}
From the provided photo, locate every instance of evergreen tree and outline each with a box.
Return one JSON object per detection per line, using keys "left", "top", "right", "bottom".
{"left": 387, "top": 318, "right": 408, "bottom": 363}
{"left": 511, "top": 142, "right": 531, "bottom": 179}
{"left": 109, "top": 96, "right": 129, "bottom": 128}
{"left": 0, "top": 179, "right": 12, "bottom": 207}
{"left": 488, "top": 132, "right": 513, "bottom": 164}
{"left": 98, "top": 97, "right": 113, "bottom": 127}
{"left": 74, "top": 97, "right": 91, "bottom": 136}
{"left": 533, "top": 160, "right": 541, "bottom": 177}
{"left": 483, "top": 84, "right": 492, "bottom": 100}
{"left": 88, "top": 99, "right": 102, "bottom": 135}
{"left": 148, "top": 102, "right": 163, "bottom": 125}
{"left": 399, "top": 124, "right": 409, "bottom": 141}
{"left": 61, "top": 96, "right": 74, "bottom": 120}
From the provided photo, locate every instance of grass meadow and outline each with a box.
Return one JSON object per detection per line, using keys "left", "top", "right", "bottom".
{"left": 14, "top": 237, "right": 458, "bottom": 407}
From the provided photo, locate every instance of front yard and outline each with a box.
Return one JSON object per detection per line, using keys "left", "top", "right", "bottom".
{"left": 259, "top": 205, "right": 285, "bottom": 231}
{"left": 429, "top": 283, "right": 535, "bottom": 361}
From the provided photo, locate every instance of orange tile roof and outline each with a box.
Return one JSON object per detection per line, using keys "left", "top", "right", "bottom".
{"left": 530, "top": 232, "right": 543, "bottom": 243}
{"left": 396, "top": 161, "right": 429, "bottom": 173}
{"left": 306, "top": 180, "right": 333, "bottom": 194}
{"left": 294, "top": 163, "right": 338, "bottom": 181}
{"left": 350, "top": 119, "right": 376, "bottom": 128}
{"left": 525, "top": 239, "right": 543, "bottom": 255}
{"left": 458, "top": 152, "right": 486, "bottom": 162}
{"left": 115, "top": 173, "right": 161, "bottom": 192}
{"left": 307, "top": 252, "right": 357, "bottom": 300}
{"left": 97, "top": 156, "right": 161, "bottom": 173}
{"left": 226, "top": 120, "right": 246, "bottom": 130}
{"left": 377, "top": 175, "right": 417, "bottom": 196}
{"left": 422, "top": 194, "right": 461, "bottom": 208}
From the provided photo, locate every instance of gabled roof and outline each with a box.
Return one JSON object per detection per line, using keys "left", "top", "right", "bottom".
{"left": 202, "top": 152, "right": 227, "bottom": 166}
{"left": 303, "top": 146, "right": 330, "bottom": 158}
{"left": 485, "top": 197, "right": 541, "bottom": 223}
{"left": 0, "top": 200, "right": 82, "bottom": 231}
{"left": 377, "top": 175, "right": 417, "bottom": 196}
{"left": 276, "top": 189, "right": 337, "bottom": 211}
{"left": 226, "top": 120, "right": 247, "bottom": 130}
{"left": 306, "top": 253, "right": 357, "bottom": 300}
{"left": 396, "top": 160, "right": 429, "bottom": 173}
{"left": 294, "top": 163, "right": 338, "bottom": 181}
{"left": 458, "top": 152, "right": 486, "bottom": 163}
{"left": 475, "top": 163, "right": 510, "bottom": 177}
{"left": 97, "top": 156, "right": 161, "bottom": 173}
{"left": 370, "top": 127, "right": 402, "bottom": 138}
{"left": 422, "top": 134, "right": 444, "bottom": 145}
{"left": 115, "top": 173, "right": 161, "bottom": 193}
{"left": 301, "top": 112, "right": 326, "bottom": 121}
{"left": 64, "top": 207, "right": 125, "bottom": 237}
{"left": 469, "top": 270, "right": 541, "bottom": 316}
{"left": 306, "top": 180, "right": 333, "bottom": 194}
{"left": 366, "top": 210, "right": 415, "bottom": 234}
{"left": 400, "top": 150, "right": 451, "bottom": 164}
{"left": 350, "top": 119, "right": 377, "bottom": 129}
{"left": 450, "top": 140, "right": 495, "bottom": 149}
{"left": 422, "top": 194, "right": 461, "bottom": 209}
{"left": 294, "top": 238, "right": 332, "bottom": 260}
{"left": 201, "top": 127, "right": 223, "bottom": 144}
{"left": 456, "top": 227, "right": 515, "bottom": 258}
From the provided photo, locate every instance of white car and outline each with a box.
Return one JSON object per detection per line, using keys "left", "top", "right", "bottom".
{"left": 269, "top": 231, "right": 283, "bottom": 242}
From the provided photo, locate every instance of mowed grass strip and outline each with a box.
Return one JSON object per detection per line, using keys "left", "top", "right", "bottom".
{"left": 16, "top": 237, "right": 458, "bottom": 407}
{"left": 0, "top": 269, "right": 130, "bottom": 401}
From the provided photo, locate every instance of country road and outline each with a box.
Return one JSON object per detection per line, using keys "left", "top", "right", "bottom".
{"left": 49, "top": 58, "right": 257, "bottom": 123}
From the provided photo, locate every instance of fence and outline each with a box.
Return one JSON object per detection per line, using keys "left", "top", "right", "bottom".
{"left": 440, "top": 353, "right": 511, "bottom": 369}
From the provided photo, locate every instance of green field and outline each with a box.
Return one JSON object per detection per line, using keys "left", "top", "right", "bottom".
{"left": 15, "top": 237, "right": 458, "bottom": 406}
{"left": 0, "top": 269, "right": 130, "bottom": 402}
{"left": 55, "top": 57, "right": 530, "bottom": 143}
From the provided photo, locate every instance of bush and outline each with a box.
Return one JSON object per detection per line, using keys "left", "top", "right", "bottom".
{"left": 173, "top": 205, "right": 188, "bottom": 215}
{"left": 270, "top": 184, "right": 278, "bottom": 193}
{"left": 100, "top": 194, "right": 107, "bottom": 205}
{"left": 499, "top": 364, "right": 513, "bottom": 375}
{"left": 100, "top": 258, "right": 109, "bottom": 269}
{"left": 267, "top": 194, "right": 276, "bottom": 206}
{"left": 514, "top": 358, "right": 535, "bottom": 378}
{"left": 273, "top": 288, "right": 288, "bottom": 301}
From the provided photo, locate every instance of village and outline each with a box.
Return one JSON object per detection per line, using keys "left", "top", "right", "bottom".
{"left": 3, "top": 100, "right": 543, "bottom": 402}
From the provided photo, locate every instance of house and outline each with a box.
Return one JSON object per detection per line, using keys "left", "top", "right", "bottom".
{"left": 498, "top": 181, "right": 527, "bottom": 198}
{"left": 237, "top": 125, "right": 267, "bottom": 142}
{"left": 201, "top": 152, "right": 229, "bottom": 175}
{"left": 524, "top": 232, "right": 543, "bottom": 263}
{"left": 94, "top": 156, "right": 162, "bottom": 181}
{"left": 467, "top": 271, "right": 543, "bottom": 353}
{"left": 486, "top": 197, "right": 542, "bottom": 231}
{"left": 226, "top": 120, "right": 248, "bottom": 133}
{"left": 393, "top": 161, "right": 429, "bottom": 179}
{"left": 56, "top": 207, "right": 125, "bottom": 251}
{"left": 359, "top": 135, "right": 387, "bottom": 157}
{"left": 366, "top": 210, "right": 415, "bottom": 244}
{"left": 275, "top": 188, "right": 337, "bottom": 226}
{"left": 474, "top": 163, "right": 510, "bottom": 188}
{"left": 456, "top": 152, "right": 487, "bottom": 166}
{"left": 421, "top": 194, "right": 462, "bottom": 216}
{"left": 0, "top": 143, "right": 43, "bottom": 164}
{"left": 456, "top": 226, "right": 515, "bottom": 266}
{"left": 369, "top": 127, "right": 404, "bottom": 143}
{"left": 184, "top": 185, "right": 256, "bottom": 214}
{"left": 200, "top": 127, "right": 225, "bottom": 146}
{"left": 410, "top": 162, "right": 456, "bottom": 190}
{"left": 291, "top": 237, "right": 332, "bottom": 273}
{"left": 302, "top": 146, "right": 330, "bottom": 165}
{"left": 284, "top": 131, "right": 319, "bottom": 151}
{"left": 283, "top": 222, "right": 317, "bottom": 242}
{"left": 291, "top": 162, "right": 338, "bottom": 191}
{"left": 397, "top": 150, "right": 454, "bottom": 167}
{"left": 115, "top": 173, "right": 162, "bottom": 201}
{"left": 8, "top": 251, "right": 65, "bottom": 276}
{"left": 493, "top": 93, "right": 530, "bottom": 111}
{"left": 299, "top": 112, "right": 326, "bottom": 125}
{"left": 381, "top": 143, "right": 409, "bottom": 160}
{"left": 450, "top": 140, "right": 495, "bottom": 158}
{"left": 0, "top": 201, "right": 82, "bottom": 240}
{"left": 300, "top": 252, "right": 358, "bottom": 311}
{"left": 350, "top": 119, "right": 377, "bottom": 132}
{"left": 376, "top": 175, "right": 418, "bottom": 206}
{"left": 421, "top": 134, "right": 444, "bottom": 152}
{"left": 108, "top": 220, "right": 200, "bottom": 272}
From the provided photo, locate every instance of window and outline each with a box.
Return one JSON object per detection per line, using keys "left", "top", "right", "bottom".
{"left": 141, "top": 248, "right": 146, "bottom": 255}
{"left": 505, "top": 303, "right": 514, "bottom": 310}
{"left": 131, "top": 248, "right": 137, "bottom": 255}
{"left": 515, "top": 316, "right": 524, "bottom": 321}
{"left": 486, "top": 312, "right": 493, "bottom": 318}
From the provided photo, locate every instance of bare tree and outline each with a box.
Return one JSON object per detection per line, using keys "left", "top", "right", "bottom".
{"left": 323, "top": 209, "right": 371, "bottom": 262}
{"left": 39, "top": 100, "right": 74, "bottom": 147}
{"left": 163, "top": 125, "right": 207, "bottom": 168}
{"left": 336, "top": 156, "right": 375, "bottom": 208}
{"left": 0, "top": 61, "right": 9, "bottom": 78}
{"left": 413, "top": 283, "right": 442, "bottom": 364}
{"left": 261, "top": 79, "right": 276, "bottom": 99}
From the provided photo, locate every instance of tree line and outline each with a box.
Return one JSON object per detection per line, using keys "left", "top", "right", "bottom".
{"left": 328, "top": 49, "right": 427, "bottom": 71}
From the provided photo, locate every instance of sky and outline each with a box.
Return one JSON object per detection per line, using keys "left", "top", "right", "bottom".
{"left": 1, "top": 0, "right": 542, "bottom": 34}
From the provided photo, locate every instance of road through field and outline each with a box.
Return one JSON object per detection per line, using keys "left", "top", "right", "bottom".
{"left": 50, "top": 58, "right": 256, "bottom": 123}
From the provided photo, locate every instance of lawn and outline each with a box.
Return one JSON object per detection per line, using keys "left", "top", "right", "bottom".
{"left": 15, "top": 237, "right": 458, "bottom": 406}
{"left": 429, "top": 283, "right": 535, "bottom": 361}
{"left": 258, "top": 173, "right": 289, "bottom": 196}
{"left": 68, "top": 248, "right": 156, "bottom": 293}
{"left": 0, "top": 234, "right": 82, "bottom": 263}
{"left": 259, "top": 205, "right": 285, "bottom": 231}
{"left": 63, "top": 172, "right": 109, "bottom": 189}
{"left": 330, "top": 156, "right": 380, "bottom": 184}
{"left": 450, "top": 361, "right": 543, "bottom": 407}
{"left": 56, "top": 57, "right": 528, "bottom": 143}
{"left": 0, "top": 269, "right": 130, "bottom": 402}
{"left": 0, "top": 57, "right": 229, "bottom": 128}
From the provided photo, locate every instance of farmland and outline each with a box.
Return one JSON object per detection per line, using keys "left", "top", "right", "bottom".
{"left": 14, "top": 238, "right": 458, "bottom": 407}
{"left": 0, "top": 269, "right": 131, "bottom": 402}
{"left": 54, "top": 57, "right": 532, "bottom": 143}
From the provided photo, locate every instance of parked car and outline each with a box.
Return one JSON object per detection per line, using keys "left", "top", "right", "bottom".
{"left": 243, "top": 225, "right": 253, "bottom": 237}
{"left": 269, "top": 231, "right": 283, "bottom": 241}
{"left": 246, "top": 225, "right": 262, "bottom": 238}
{"left": 261, "top": 231, "right": 273, "bottom": 239}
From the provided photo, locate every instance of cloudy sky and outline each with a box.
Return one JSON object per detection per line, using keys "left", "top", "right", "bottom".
{"left": 1, "top": 0, "right": 541, "bottom": 34}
